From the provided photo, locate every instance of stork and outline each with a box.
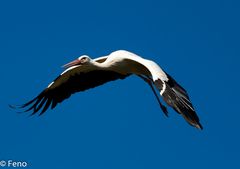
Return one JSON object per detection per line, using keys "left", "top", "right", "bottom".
{"left": 11, "top": 50, "right": 203, "bottom": 129}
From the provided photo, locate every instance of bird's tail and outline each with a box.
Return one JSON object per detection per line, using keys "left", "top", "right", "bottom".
{"left": 161, "top": 74, "right": 203, "bottom": 129}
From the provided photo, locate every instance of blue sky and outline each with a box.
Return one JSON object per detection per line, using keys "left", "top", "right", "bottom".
{"left": 0, "top": 0, "right": 240, "bottom": 168}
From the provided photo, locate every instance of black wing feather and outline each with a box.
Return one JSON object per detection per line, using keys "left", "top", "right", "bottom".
{"left": 161, "top": 74, "right": 203, "bottom": 129}
{"left": 12, "top": 68, "right": 129, "bottom": 115}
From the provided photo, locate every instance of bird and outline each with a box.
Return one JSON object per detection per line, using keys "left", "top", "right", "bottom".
{"left": 10, "top": 50, "right": 203, "bottom": 129}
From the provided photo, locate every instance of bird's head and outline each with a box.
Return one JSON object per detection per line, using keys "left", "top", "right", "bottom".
{"left": 63, "top": 55, "right": 92, "bottom": 68}
{"left": 78, "top": 55, "right": 91, "bottom": 64}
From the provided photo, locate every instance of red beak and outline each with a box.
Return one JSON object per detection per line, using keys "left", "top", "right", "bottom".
{"left": 62, "top": 59, "right": 81, "bottom": 69}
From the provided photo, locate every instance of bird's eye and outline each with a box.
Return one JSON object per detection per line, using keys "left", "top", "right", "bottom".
{"left": 80, "top": 57, "right": 89, "bottom": 64}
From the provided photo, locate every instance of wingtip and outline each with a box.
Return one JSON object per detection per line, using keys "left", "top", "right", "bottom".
{"left": 195, "top": 123, "right": 203, "bottom": 130}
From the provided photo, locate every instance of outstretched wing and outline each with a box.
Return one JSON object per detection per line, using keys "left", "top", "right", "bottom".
{"left": 159, "top": 73, "right": 203, "bottom": 129}
{"left": 13, "top": 65, "right": 129, "bottom": 116}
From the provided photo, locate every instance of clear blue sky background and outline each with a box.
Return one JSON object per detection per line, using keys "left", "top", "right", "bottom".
{"left": 0, "top": 0, "right": 239, "bottom": 168}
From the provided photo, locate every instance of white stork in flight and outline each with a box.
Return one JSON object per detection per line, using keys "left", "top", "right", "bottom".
{"left": 11, "top": 50, "right": 203, "bottom": 129}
